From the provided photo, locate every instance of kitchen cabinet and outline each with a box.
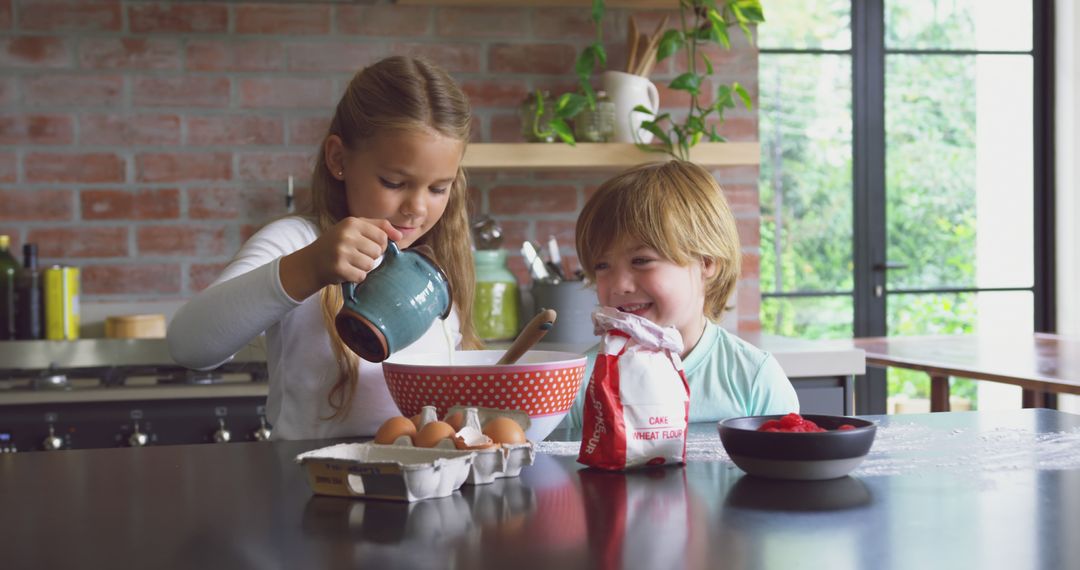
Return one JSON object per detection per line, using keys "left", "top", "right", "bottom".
{"left": 461, "top": 141, "right": 759, "bottom": 170}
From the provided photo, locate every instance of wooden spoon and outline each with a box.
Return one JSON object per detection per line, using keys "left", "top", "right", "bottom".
{"left": 497, "top": 309, "right": 558, "bottom": 365}
{"left": 638, "top": 16, "right": 669, "bottom": 77}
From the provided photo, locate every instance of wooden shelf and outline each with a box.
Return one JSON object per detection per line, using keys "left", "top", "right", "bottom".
{"left": 399, "top": 0, "right": 675, "bottom": 7}
{"left": 461, "top": 142, "right": 759, "bottom": 170}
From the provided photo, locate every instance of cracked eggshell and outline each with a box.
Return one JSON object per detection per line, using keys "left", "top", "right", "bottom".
{"left": 446, "top": 406, "right": 532, "bottom": 437}
{"left": 453, "top": 426, "right": 497, "bottom": 450}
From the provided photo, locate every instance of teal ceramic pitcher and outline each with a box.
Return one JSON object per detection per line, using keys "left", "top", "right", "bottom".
{"left": 335, "top": 241, "right": 452, "bottom": 362}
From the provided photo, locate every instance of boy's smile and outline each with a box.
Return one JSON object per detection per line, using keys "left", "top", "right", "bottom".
{"left": 616, "top": 301, "right": 653, "bottom": 316}
{"left": 593, "top": 236, "right": 717, "bottom": 357}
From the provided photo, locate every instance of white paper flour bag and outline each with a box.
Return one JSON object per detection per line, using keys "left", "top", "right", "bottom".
{"left": 577, "top": 307, "right": 689, "bottom": 470}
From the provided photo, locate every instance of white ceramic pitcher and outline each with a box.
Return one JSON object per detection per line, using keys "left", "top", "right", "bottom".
{"left": 601, "top": 70, "right": 660, "bottom": 144}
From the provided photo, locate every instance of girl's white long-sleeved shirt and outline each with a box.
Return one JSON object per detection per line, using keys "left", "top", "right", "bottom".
{"left": 167, "top": 216, "right": 461, "bottom": 440}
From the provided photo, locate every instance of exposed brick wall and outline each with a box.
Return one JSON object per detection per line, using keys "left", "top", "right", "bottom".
{"left": 0, "top": 0, "right": 760, "bottom": 332}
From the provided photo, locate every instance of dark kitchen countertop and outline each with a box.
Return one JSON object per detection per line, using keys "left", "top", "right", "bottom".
{"left": 2, "top": 409, "right": 1078, "bottom": 570}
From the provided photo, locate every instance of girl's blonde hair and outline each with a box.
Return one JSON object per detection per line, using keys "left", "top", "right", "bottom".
{"left": 575, "top": 160, "right": 741, "bottom": 322}
{"left": 304, "top": 56, "right": 480, "bottom": 419}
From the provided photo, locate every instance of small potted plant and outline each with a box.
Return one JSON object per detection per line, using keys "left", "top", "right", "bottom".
{"left": 633, "top": 0, "right": 765, "bottom": 159}
{"left": 525, "top": 0, "right": 763, "bottom": 154}
{"left": 526, "top": 0, "right": 607, "bottom": 144}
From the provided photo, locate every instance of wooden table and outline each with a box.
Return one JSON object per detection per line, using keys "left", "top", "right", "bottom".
{"left": 3, "top": 409, "right": 1080, "bottom": 570}
{"left": 851, "top": 333, "right": 1080, "bottom": 412}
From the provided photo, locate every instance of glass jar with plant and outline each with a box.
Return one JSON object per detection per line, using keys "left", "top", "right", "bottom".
{"left": 635, "top": 0, "right": 765, "bottom": 159}
{"left": 527, "top": 0, "right": 607, "bottom": 144}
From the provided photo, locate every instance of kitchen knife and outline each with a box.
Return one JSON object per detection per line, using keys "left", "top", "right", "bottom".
{"left": 521, "top": 241, "right": 551, "bottom": 282}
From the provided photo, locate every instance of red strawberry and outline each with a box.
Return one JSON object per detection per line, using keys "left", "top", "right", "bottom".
{"left": 758, "top": 419, "right": 782, "bottom": 431}
{"left": 779, "top": 413, "right": 803, "bottom": 429}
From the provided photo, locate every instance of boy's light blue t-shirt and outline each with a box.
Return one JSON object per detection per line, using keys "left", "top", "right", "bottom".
{"left": 562, "top": 321, "right": 800, "bottom": 429}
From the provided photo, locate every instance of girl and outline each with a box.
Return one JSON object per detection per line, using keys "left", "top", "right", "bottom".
{"left": 168, "top": 56, "right": 480, "bottom": 440}
{"left": 563, "top": 160, "right": 799, "bottom": 428}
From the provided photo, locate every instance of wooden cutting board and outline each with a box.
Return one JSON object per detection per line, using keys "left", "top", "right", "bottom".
{"left": 105, "top": 314, "right": 166, "bottom": 339}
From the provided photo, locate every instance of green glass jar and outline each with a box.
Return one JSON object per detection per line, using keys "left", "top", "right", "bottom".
{"left": 573, "top": 91, "right": 616, "bottom": 142}
{"left": 472, "top": 249, "right": 520, "bottom": 341}
{"left": 519, "top": 92, "right": 557, "bottom": 143}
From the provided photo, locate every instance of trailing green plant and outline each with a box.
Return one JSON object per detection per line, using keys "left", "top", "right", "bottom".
{"left": 636, "top": 0, "right": 765, "bottom": 159}
{"left": 531, "top": 0, "right": 607, "bottom": 144}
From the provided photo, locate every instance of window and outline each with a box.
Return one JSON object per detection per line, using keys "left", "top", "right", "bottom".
{"left": 758, "top": 0, "right": 1052, "bottom": 413}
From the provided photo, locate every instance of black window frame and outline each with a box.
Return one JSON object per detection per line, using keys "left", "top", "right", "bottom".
{"left": 758, "top": 0, "right": 1056, "bottom": 413}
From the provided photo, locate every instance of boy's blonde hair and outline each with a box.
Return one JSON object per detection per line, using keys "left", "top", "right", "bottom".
{"left": 575, "top": 160, "right": 741, "bottom": 322}
{"left": 305, "top": 56, "right": 480, "bottom": 419}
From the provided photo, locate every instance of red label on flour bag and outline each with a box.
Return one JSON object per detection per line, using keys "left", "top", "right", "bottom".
{"left": 578, "top": 307, "right": 689, "bottom": 470}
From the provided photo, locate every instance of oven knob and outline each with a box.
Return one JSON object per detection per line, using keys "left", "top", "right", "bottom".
{"left": 42, "top": 425, "right": 64, "bottom": 451}
{"left": 128, "top": 422, "right": 149, "bottom": 447}
{"left": 213, "top": 419, "right": 231, "bottom": 443}
{"left": 253, "top": 416, "right": 272, "bottom": 442}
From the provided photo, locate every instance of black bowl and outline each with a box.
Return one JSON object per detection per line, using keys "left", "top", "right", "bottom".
{"left": 717, "top": 414, "right": 877, "bottom": 480}
{"left": 724, "top": 475, "right": 872, "bottom": 511}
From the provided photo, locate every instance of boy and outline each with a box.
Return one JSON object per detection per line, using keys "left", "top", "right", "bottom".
{"left": 564, "top": 160, "right": 799, "bottom": 428}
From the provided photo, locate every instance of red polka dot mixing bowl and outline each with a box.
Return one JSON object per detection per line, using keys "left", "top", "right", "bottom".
{"left": 382, "top": 350, "right": 587, "bottom": 441}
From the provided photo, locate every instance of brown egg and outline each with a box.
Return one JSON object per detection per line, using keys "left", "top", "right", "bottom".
{"left": 482, "top": 417, "right": 527, "bottom": 445}
{"left": 374, "top": 416, "right": 416, "bottom": 445}
{"left": 445, "top": 411, "right": 465, "bottom": 432}
{"left": 413, "top": 420, "right": 457, "bottom": 448}
{"left": 410, "top": 413, "right": 423, "bottom": 430}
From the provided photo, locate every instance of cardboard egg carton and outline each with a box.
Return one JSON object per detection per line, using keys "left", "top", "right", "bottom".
{"left": 445, "top": 405, "right": 531, "bottom": 434}
{"left": 448, "top": 405, "right": 535, "bottom": 483}
{"left": 295, "top": 443, "right": 475, "bottom": 502}
{"left": 378, "top": 406, "right": 535, "bottom": 486}
{"left": 297, "top": 407, "right": 536, "bottom": 501}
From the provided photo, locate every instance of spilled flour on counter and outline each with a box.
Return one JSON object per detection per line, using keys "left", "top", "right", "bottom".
{"left": 536, "top": 423, "right": 1080, "bottom": 478}
{"left": 535, "top": 440, "right": 583, "bottom": 457}
{"left": 852, "top": 423, "right": 1080, "bottom": 477}
{"left": 537, "top": 430, "right": 731, "bottom": 462}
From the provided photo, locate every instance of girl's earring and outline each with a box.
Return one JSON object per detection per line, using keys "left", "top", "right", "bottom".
{"left": 337, "top": 170, "right": 344, "bottom": 178}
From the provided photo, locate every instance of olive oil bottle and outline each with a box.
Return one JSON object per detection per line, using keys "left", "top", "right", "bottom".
{"left": 0, "top": 235, "right": 17, "bottom": 340}
{"left": 15, "top": 243, "right": 43, "bottom": 340}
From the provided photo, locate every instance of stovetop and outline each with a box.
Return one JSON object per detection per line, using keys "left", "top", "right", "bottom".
{"left": 0, "top": 338, "right": 273, "bottom": 452}
{"left": 0, "top": 363, "right": 266, "bottom": 391}
{"left": 0, "top": 337, "right": 268, "bottom": 392}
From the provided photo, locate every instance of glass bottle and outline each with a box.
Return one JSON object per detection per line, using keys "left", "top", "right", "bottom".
{"left": 519, "top": 92, "right": 557, "bottom": 143}
{"left": 573, "top": 91, "right": 616, "bottom": 142}
{"left": 15, "top": 243, "right": 43, "bottom": 340}
{"left": 0, "top": 235, "right": 17, "bottom": 340}
{"left": 472, "top": 249, "right": 520, "bottom": 341}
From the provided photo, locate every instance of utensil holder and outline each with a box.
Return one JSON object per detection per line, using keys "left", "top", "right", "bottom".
{"left": 530, "top": 281, "right": 597, "bottom": 345}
